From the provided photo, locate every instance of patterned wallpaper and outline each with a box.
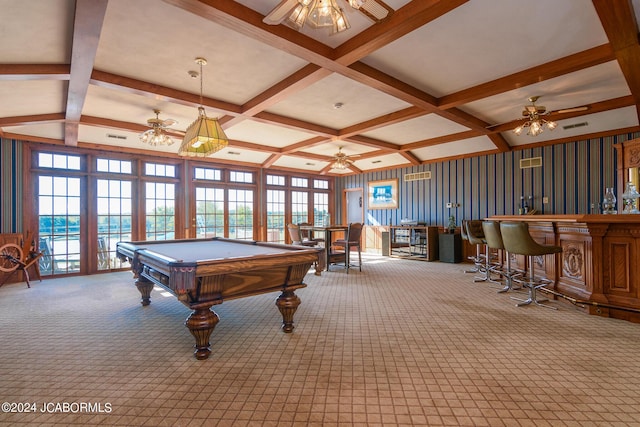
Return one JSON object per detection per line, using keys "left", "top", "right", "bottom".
{"left": 1, "top": 133, "right": 638, "bottom": 234}
{"left": 336, "top": 133, "right": 638, "bottom": 228}
{"left": 0, "top": 138, "right": 23, "bottom": 233}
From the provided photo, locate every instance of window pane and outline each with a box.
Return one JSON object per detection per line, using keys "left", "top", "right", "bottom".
{"left": 266, "top": 189, "right": 285, "bottom": 243}
{"left": 96, "top": 178, "right": 133, "bottom": 270}
{"left": 39, "top": 153, "right": 53, "bottom": 168}
{"left": 145, "top": 182, "right": 175, "bottom": 240}
{"left": 291, "top": 191, "right": 308, "bottom": 225}
{"left": 228, "top": 189, "right": 253, "bottom": 240}
{"left": 40, "top": 176, "right": 53, "bottom": 195}
{"left": 195, "top": 186, "right": 225, "bottom": 238}
{"left": 38, "top": 176, "right": 82, "bottom": 276}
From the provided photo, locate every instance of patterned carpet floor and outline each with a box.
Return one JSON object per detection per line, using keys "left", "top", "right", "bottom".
{"left": 1, "top": 254, "right": 640, "bottom": 426}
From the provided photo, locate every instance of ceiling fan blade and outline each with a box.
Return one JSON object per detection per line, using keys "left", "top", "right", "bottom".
{"left": 162, "top": 118, "right": 178, "bottom": 127}
{"left": 554, "top": 106, "right": 589, "bottom": 114}
{"left": 263, "top": 0, "right": 299, "bottom": 25}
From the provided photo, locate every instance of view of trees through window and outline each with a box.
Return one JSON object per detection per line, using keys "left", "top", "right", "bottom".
{"left": 32, "top": 151, "right": 330, "bottom": 276}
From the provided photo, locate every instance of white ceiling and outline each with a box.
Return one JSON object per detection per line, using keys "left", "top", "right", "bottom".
{"left": 1, "top": 0, "right": 639, "bottom": 175}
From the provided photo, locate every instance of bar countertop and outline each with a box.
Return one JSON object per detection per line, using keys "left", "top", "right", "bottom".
{"left": 488, "top": 214, "right": 640, "bottom": 223}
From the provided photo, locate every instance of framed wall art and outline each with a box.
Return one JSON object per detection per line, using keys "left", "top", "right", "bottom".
{"left": 368, "top": 179, "right": 398, "bottom": 209}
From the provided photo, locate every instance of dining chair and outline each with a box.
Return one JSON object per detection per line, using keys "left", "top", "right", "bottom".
{"left": 287, "top": 223, "right": 324, "bottom": 275}
{"left": 298, "top": 222, "right": 325, "bottom": 246}
{"left": 332, "top": 222, "right": 363, "bottom": 273}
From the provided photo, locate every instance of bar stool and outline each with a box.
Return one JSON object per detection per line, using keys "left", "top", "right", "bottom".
{"left": 482, "top": 221, "right": 520, "bottom": 293}
{"left": 465, "top": 220, "right": 496, "bottom": 283}
{"left": 332, "top": 222, "right": 363, "bottom": 274}
{"left": 499, "top": 221, "right": 562, "bottom": 310}
{"left": 461, "top": 220, "right": 479, "bottom": 273}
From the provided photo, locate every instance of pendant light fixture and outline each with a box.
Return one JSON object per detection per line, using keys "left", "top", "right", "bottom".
{"left": 178, "top": 57, "right": 229, "bottom": 157}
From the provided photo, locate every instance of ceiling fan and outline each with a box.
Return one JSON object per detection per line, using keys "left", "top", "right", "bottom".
{"left": 331, "top": 146, "right": 359, "bottom": 169}
{"left": 139, "top": 109, "right": 178, "bottom": 146}
{"left": 520, "top": 96, "right": 589, "bottom": 117}
{"left": 263, "top": 0, "right": 391, "bottom": 27}
{"left": 487, "top": 96, "right": 590, "bottom": 134}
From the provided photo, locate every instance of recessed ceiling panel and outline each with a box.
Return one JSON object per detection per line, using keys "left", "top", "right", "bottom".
{"left": 225, "top": 119, "right": 318, "bottom": 148}
{"left": 97, "top": 0, "right": 309, "bottom": 105}
{"left": 266, "top": 73, "right": 411, "bottom": 129}
{"left": 0, "top": 0, "right": 73, "bottom": 63}
{"left": 301, "top": 142, "right": 376, "bottom": 157}
{"left": 207, "top": 147, "right": 272, "bottom": 164}
{"left": 272, "top": 155, "right": 329, "bottom": 172}
{"left": 4, "top": 123, "right": 64, "bottom": 142}
{"left": 362, "top": 113, "right": 470, "bottom": 144}
{"left": 352, "top": 153, "right": 409, "bottom": 171}
{"left": 0, "top": 81, "right": 66, "bottom": 117}
{"left": 462, "top": 61, "right": 631, "bottom": 127}
{"left": 413, "top": 136, "right": 497, "bottom": 161}
{"left": 361, "top": 0, "right": 608, "bottom": 97}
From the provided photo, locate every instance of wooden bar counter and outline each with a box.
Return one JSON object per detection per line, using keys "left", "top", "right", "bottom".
{"left": 488, "top": 214, "right": 640, "bottom": 323}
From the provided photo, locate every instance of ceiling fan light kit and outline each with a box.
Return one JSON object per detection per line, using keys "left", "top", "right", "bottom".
{"left": 513, "top": 96, "right": 558, "bottom": 137}
{"left": 139, "top": 109, "right": 175, "bottom": 146}
{"left": 178, "top": 57, "right": 229, "bottom": 157}
{"left": 287, "top": 0, "right": 351, "bottom": 34}
{"left": 332, "top": 146, "right": 355, "bottom": 169}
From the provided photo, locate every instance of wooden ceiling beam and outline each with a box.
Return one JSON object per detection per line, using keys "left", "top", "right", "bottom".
{"left": 81, "top": 115, "right": 150, "bottom": 134}
{"left": 488, "top": 134, "right": 511, "bottom": 152}
{"left": 401, "top": 130, "right": 482, "bottom": 150}
{"left": 0, "top": 64, "right": 70, "bottom": 80}
{"left": 65, "top": 0, "right": 109, "bottom": 147}
{"left": 90, "top": 70, "right": 242, "bottom": 114}
{"left": 225, "top": 140, "right": 279, "bottom": 153}
{"left": 261, "top": 154, "right": 281, "bottom": 169}
{"left": 592, "top": 0, "right": 640, "bottom": 110}
{"left": 0, "top": 113, "right": 66, "bottom": 127}
{"left": 343, "top": 135, "right": 402, "bottom": 151}
{"left": 280, "top": 136, "right": 329, "bottom": 154}
{"left": 398, "top": 150, "right": 422, "bottom": 166}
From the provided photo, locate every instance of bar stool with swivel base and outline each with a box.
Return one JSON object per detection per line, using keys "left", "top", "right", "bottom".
{"left": 460, "top": 220, "right": 479, "bottom": 274}
{"left": 482, "top": 220, "right": 521, "bottom": 293}
{"left": 499, "top": 221, "right": 562, "bottom": 310}
{"left": 465, "top": 220, "right": 499, "bottom": 284}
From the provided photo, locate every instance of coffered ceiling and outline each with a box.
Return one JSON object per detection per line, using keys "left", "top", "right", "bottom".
{"left": 1, "top": 0, "right": 640, "bottom": 175}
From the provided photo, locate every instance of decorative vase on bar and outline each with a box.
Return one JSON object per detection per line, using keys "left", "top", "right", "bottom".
{"left": 602, "top": 187, "right": 617, "bottom": 214}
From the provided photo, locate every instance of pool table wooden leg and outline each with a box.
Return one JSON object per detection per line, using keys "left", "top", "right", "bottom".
{"left": 135, "top": 275, "right": 154, "bottom": 306}
{"left": 185, "top": 308, "right": 220, "bottom": 360}
{"left": 275, "top": 290, "right": 301, "bottom": 333}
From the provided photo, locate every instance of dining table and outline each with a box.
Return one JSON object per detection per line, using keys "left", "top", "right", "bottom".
{"left": 299, "top": 224, "right": 348, "bottom": 271}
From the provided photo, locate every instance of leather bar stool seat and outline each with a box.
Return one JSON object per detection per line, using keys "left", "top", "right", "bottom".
{"left": 482, "top": 221, "right": 522, "bottom": 293}
{"left": 499, "top": 221, "right": 562, "bottom": 309}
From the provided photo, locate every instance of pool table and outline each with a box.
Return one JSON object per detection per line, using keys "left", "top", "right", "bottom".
{"left": 116, "top": 237, "right": 320, "bottom": 360}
